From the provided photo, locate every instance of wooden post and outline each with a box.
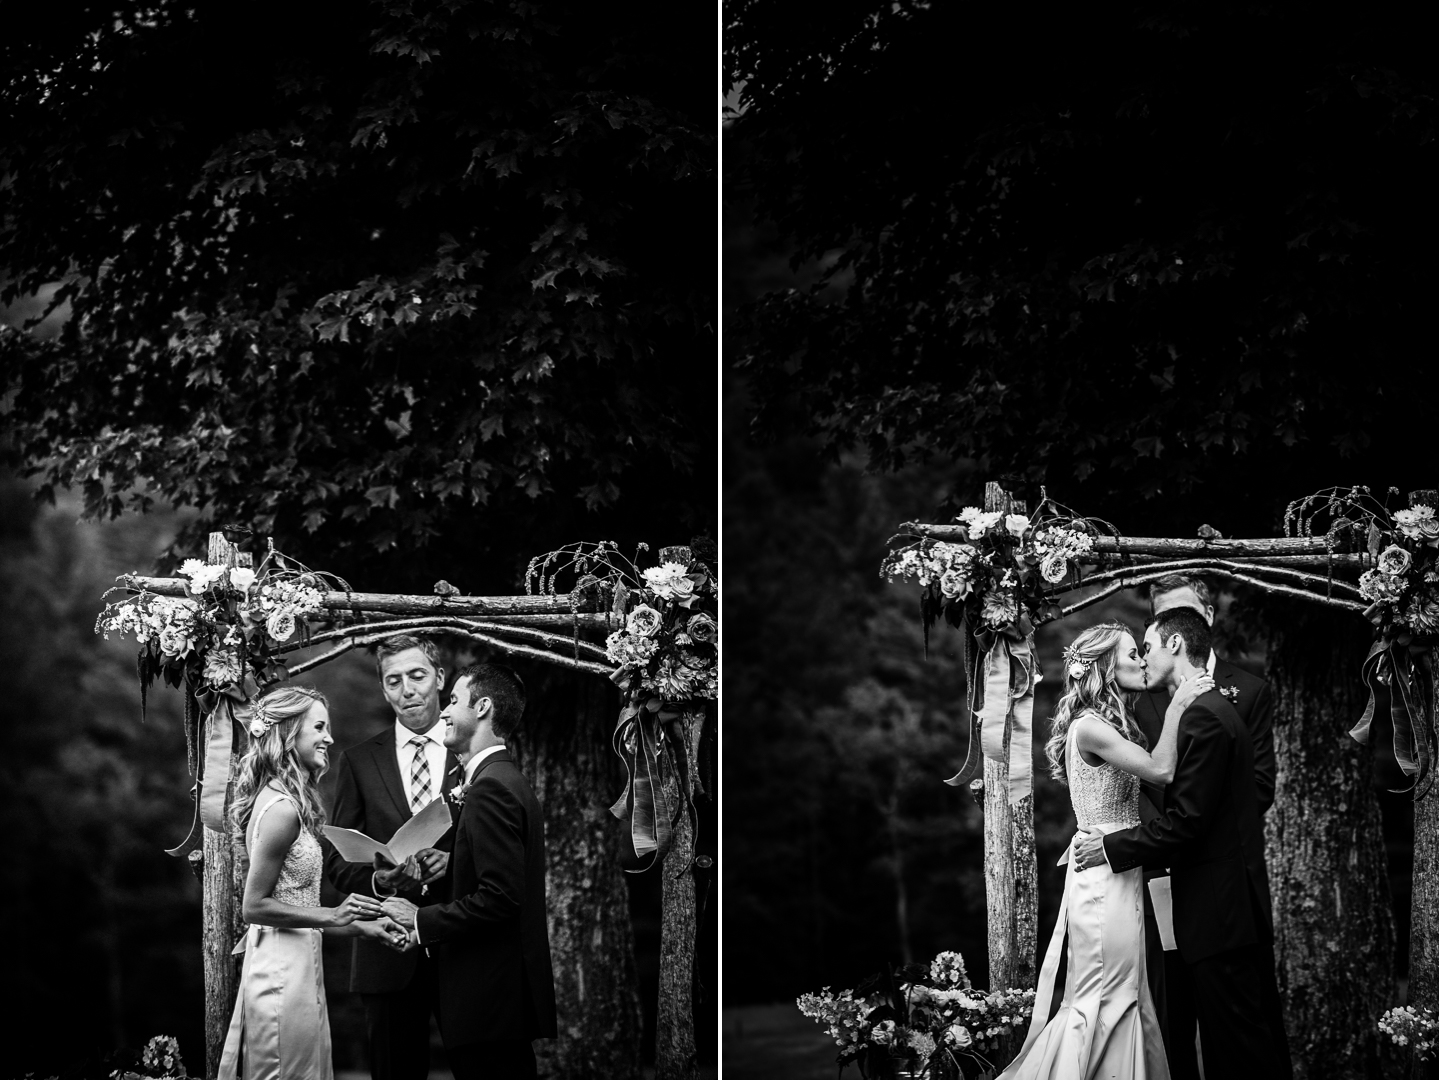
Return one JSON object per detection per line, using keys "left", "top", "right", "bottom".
{"left": 655, "top": 708, "right": 704, "bottom": 1080}
{"left": 1412, "top": 644, "right": 1439, "bottom": 1021}
{"left": 981, "top": 483, "right": 1038, "bottom": 991}
{"left": 201, "top": 532, "right": 250, "bottom": 1080}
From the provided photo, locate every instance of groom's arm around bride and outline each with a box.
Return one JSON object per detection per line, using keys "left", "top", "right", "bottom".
{"left": 384, "top": 663, "right": 557, "bottom": 1080}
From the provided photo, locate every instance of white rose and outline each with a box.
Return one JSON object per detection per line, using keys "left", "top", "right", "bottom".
{"left": 626, "top": 604, "right": 664, "bottom": 638}
{"left": 266, "top": 609, "right": 297, "bottom": 642}
{"left": 1040, "top": 551, "right": 1068, "bottom": 584}
{"left": 947, "top": 1024, "right": 972, "bottom": 1048}
{"left": 1004, "top": 513, "right": 1029, "bottom": 538}
{"left": 229, "top": 567, "right": 257, "bottom": 593}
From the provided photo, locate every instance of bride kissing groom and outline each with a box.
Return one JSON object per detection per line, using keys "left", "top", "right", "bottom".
{"left": 998, "top": 604, "right": 1290, "bottom": 1080}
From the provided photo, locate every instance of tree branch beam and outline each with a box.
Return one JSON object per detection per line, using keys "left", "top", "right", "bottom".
{"left": 899, "top": 524, "right": 1361, "bottom": 560}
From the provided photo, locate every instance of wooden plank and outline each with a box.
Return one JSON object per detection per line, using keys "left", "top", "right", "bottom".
{"left": 124, "top": 576, "right": 605, "bottom": 615}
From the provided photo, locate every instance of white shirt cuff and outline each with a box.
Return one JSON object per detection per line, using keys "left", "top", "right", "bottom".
{"left": 372, "top": 871, "right": 398, "bottom": 898}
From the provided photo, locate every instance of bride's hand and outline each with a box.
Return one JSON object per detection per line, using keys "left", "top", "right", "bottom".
{"left": 1170, "top": 672, "right": 1216, "bottom": 713}
{"left": 330, "top": 893, "right": 386, "bottom": 927}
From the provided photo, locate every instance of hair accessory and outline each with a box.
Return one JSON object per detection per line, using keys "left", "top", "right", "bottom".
{"left": 247, "top": 701, "right": 282, "bottom": 739}
{"left": 1062, "top": 643, "right": 1090, "bottom": 680}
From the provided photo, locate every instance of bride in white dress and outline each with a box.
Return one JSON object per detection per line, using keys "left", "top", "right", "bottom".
{"left": 999, "top": 622, "right": 1212, "bottom": 1080}
{"left": 219, "top": 686, "right": 408, "bottom": 1080}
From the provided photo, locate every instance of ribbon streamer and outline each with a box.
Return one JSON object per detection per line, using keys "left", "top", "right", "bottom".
{"left": 1349, "top": 638, "right": 1434, "bottom": 788}
{"left": 952, "top": 631, "right": 1040, "bottom": 805}
{"left": 608, "top": 705, "right": 674, "bottom": 872}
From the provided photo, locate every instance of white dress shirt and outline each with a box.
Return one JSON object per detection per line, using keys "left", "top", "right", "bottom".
{"left": 411, "top": 743, "right": 506, "bottom": 946}
{"left": 395, "top": 718, "right": 448, "bottom": 810}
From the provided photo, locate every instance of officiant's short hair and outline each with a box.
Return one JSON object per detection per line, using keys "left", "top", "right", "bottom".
{"left": 456, "top": 662, "right": 526, "bottom": 739}
{"left": 1147, "top": 573, "right": 1214, "bottom": 610}
{"left": 1147, "top": 606, "right": 1211, "bottom": 664}
{"left": 374, "top": 634, "right": 442, "bottom": 676}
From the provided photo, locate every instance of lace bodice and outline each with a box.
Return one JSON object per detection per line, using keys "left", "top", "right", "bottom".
{"left": 1067, "top": 716, "right": 1141, "bottom": 829}
{"left": 249, "top": 790, "right": 323, "bottom": 908}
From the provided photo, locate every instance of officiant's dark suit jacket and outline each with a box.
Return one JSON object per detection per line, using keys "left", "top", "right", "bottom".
{"left": 1104, "top": 689, "right": 1274, "bottom": 963}
{"left": 414, "top": 749, "right": 557, "bottom": 1047}
{"left": 1134, "top": 656, "right": 1275, "bottom": 824}
{"left": 323, "top": 729, "right": 461, "bottom": 993}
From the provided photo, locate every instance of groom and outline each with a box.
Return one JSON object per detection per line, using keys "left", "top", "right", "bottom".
{"left": 1138, "top": 573, "right": 1278, "bottom": 1080}
{"left": 382, "top": 663, "right": 557, "bottom": 1080}
{"left": 1072, "top": 607, "right": 1291, "bottom": 1077}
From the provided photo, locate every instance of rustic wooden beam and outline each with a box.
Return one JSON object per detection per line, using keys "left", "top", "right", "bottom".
{"left": 280, "top": 617, "right": 612, "bottom": 663}
{"left": 200, "top": 534, "right": 247, "bottom": 1080}
{"left": 121, "top": 576, "right": 605, "bottom": 616}
{"left": 980, "top": 484, "right": 1038, "bottom": 993}
{"left": 899, "top": 523, "right": 1357, "bottom": 560}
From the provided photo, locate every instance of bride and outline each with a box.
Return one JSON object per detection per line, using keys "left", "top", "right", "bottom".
{"left": 998, "top": 622, "right": 1212, "bottom": 1080}
{"left": 219, "top": 686, "right": 408, "bottom": 1080}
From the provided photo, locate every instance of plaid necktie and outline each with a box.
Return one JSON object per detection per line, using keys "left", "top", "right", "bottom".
{"left": 408, "top": 736, "right": 432, "bottom": 812}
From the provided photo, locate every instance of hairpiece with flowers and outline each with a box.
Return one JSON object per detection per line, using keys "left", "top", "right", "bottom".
{"left": 247, "top": 700, "right": 282, "bottom": 739}
{"left": 1062, "top": 643, "right": 1090, "bottom": 681}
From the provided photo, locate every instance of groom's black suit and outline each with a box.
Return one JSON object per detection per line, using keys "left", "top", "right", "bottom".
{"left": 415, "top": 749, "right": 556, "bottom": 1080}
{"left": 1105, "top": 688, "right": 1291, "bottom": 1079}
{"left": 324, "top": 730, "right": 461, "bottom": 1080}
{"left": 1134, "top": 656, "right": 1276, "bottom": 1080}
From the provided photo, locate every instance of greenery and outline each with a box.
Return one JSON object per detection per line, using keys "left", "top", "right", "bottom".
{"left": 1, "top": 0, "right": 715, "bottom": 587}
{"left": 726, "top": 3, "right": 1435, "bottom": 538}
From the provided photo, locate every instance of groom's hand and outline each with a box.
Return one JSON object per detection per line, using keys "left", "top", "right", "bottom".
{"left": 1071, "top": 827, "right": 1107, "bottom": 872}
{"left": 382, "top": 896, "right": 419, "bottom": 930}
{"left": 413, "top": 848, "right": 449, "bottom": 885}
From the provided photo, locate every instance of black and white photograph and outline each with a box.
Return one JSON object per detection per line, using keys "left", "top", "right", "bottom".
{"left": 724, "top": 4, "right": 1436, "bottom": 1079}
{"left": 0, "top": 4, "right": 715, "bottom": 1079}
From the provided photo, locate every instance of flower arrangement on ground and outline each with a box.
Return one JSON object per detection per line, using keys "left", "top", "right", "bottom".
{"left": 798, "top": 951, "right": 1037, "bottom": 1079}
{"left": 109, "top": 1034, "right": 189, "bottom": 1079}
{"left": 1377, "top": 1004, "right": 1436, "bottom": 1061}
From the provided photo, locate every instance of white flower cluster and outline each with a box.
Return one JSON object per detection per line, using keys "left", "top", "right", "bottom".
{"left": 1032, "top": 526, "right": 1094, "bottom": 585}
{"left": 930, "top": 950, "right": 971, "bottom": 988}
{"left": 883, "top": 542, "right": 980, "bottom": 599}
{"left": 97, "top": 595, "right": 202, "bottom": 658}
{"left": 796, "top": 987, "right": 871, "bottom": 1049}
{"left": 956, "top": 506, "right": 1028, "bottom": 541}
{"left": 250, "top": 579, "right": 324, "bottom": 643}
{"left": 109, "top": 1033, "right": 188, "bottom": 1080}
{"left": 1378, "top": 1005, "right": 1437, "bottom": 1058}
{"left": 180, "top": 559, "right": 256, "bottom": 595}
{"left": 642, "top": 562, "right": 701, "bottom": 607}
{"left": 606, "top": 629, "right": 660, "bottom": 669}
{"left": 1393, "top": 504, "right": 1439, "bottom": 543}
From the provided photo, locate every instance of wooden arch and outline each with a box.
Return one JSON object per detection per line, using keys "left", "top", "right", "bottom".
{"left": 891, "top": 482, "right": 1437, "bottom": 1029}
{"left": 117, "top": 533, "right": 710, "bottom": 1080}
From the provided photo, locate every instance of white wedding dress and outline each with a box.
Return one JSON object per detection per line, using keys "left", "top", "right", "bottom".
{"left": 218, "top": 787, "right": 334, "bottom": 1080}
{"left": 998, "top": 716, "right": 1170, "bottom": 1080}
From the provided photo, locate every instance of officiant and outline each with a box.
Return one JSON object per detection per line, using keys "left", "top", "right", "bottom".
{"left": 323, "top": 635, "right": 463, "bottom": 1080}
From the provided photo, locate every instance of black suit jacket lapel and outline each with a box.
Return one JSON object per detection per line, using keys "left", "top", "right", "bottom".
{"left": 370, "top": 729, "right": 412, "bottom": 820}
{"left": 442, "top": 750, "right": 463, "bottom": 794}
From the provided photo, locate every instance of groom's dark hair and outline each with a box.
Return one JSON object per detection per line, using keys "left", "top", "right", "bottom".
{"left": 1147, "top": 606, "right": 1212, "bottom": 664}
{"left": 456, "top": 662, "right": 527, "bottom": 740}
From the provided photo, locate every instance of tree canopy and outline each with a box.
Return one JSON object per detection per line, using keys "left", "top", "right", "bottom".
{"left": 726, "top": 3, "right": 1435, "bottom": 537}
{"left": 1, "top": 0, "right": 715, "bottom": 588}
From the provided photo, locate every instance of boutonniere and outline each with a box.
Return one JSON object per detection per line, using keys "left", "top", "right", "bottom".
{"left": 446, "top": 763, "right": 468, "bottom": 808}
{"left": 1219, "top": 685, "right": 1239, "bottom": 702}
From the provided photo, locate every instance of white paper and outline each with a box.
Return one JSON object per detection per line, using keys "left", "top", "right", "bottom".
{"left": 1147, "top": 876, "right": 1178, "bottom": 951}
{"left": 323, "top": 795, "right": 453, "bottom": 865}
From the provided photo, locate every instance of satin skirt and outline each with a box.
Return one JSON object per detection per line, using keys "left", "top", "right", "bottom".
{"left": 998, "top": 822, "right": 1170, "bottom": 1080}
{"left": 218, "top": 925, "right": 334, "bottom": 1080}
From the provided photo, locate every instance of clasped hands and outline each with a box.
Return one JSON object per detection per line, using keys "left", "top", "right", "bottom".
{"left": 333, "top": 893, "right": 410, "bottom": 952}
{"left": 1071, "top": 827, "right": 1108, "bottom": 872}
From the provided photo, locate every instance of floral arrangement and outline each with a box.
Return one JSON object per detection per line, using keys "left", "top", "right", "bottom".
{"left": 527, "top": 540, "right": 718, "bottom": 713}
{"left": 1377, "top": 1005, "right": 1436, "bottom": 1061}
{"left": 1286, "top": 486, "right": 1438, "bottom": 639}
{"left": 527, "top": 539, "right": 717, "bottom": 869}
{"left": 882, "top": 499, "right": 1098, "bottom": 642}
{"left": 110, "top": 1034, "right": 189, "bottom": 1079}
{"left": 797, "top": 951, "right": 1037, "bottom": 1079}
{"left": 95, "top": 544, "right": 341, "bottom": 705}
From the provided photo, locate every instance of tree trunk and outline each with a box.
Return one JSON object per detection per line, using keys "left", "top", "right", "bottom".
{"left": 203, "top": 534, "right": 248, "bottom": 1080}
{"left": 1265, "top": 602, "right": 1395, "bottom": 1080}
{"left": 655, "top": 710, "right": 704, "bottom": 1080}
{"left": 519, "top": 671, "right": 644, "bottom": 1080}
{"left": 981, "top": 484, "right": 1038, "bottom": 992}
{"left": 1410, "top": 645, "right": 1438, "bottom": 1019}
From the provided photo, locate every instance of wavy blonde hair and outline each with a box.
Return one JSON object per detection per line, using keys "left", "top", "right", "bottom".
{"left": 1044, "top": 622, "right": 1147, "bottom": 785}
{"left": 231, "top": 685, "right": 330, "bottom": 841}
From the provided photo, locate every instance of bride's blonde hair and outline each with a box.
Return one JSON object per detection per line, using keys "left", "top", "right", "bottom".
{"left": 231, "top": 686, "right": 330, "bottom": 840}
{"left": 1043, "top": 622, "right": 1146, "bottom": 785}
